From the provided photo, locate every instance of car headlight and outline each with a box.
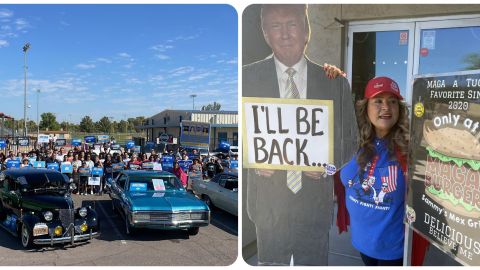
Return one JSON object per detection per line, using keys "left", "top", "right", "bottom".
{"left": 69, "top": 183, "right": 77, "bottom": 191}
{"left": 190, "top": 213, "right": 204, "bottom": 220}
{"left": 43, "top": 211, "right": 53, "bottom": 221}
{"left": 78, "top": 207, "right": 88, "bottom": 217}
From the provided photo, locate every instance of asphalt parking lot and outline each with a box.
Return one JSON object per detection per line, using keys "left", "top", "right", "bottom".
{"left": 0, "top": 193, "right": 237, "bottom": 266}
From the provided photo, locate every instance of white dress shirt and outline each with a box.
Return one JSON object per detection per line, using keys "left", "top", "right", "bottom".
{"left": 274, "top": 56, "right": 308, "bottom": 99}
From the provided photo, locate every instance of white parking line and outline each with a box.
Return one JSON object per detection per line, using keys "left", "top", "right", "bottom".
{"left": 96, "top": 200, "right": 127, "bottom": 245}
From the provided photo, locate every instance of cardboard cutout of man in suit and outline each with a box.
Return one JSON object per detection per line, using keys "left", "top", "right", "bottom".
{"left": 243, "top": 4, "right": 358, "bottom": 265}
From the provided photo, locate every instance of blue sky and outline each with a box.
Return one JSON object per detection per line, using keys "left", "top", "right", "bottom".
{"left": 0, "top": 4, "right": 238, "bottom": 123}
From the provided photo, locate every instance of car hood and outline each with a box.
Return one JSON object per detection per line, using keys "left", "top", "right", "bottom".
{"left": 21, "top": 194, "right": 73, "bottom": 211}
{"left": 127, "top": 191, "right": 208, "bottom": 212}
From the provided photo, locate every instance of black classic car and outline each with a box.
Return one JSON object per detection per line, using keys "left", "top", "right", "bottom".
{"left": 0, "top": 168, "right": 100, "bottom": 248}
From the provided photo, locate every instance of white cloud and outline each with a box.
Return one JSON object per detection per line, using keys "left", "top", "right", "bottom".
{"left": 226, "top": 59, "right": 238, "bottom": 64}
{"left": 151, "top": 44, "right": 174, "bottom": 52}
{"left": 155, "top": 54, "right": 170, "bottom": 60}
{"left": 126, "top": 78, "right": 142, "bottom": 84}
{"left": 0, "top": 9, "right": 13, "bottom": 18}
{"left": 150, "top": 75, "right": 164, "bottom": 82}
{"left": 188, "top": 72, "right": 213, "bottom": 81}
{"left": 0, "top": 40, "right": 8, "bottom": 47}
{"left": 76, "top": 63, "right": 96, "bottom": 70}
{"left": 118, "top": 52, "right": 131, "bottom": 58}
{"left": 123, "top": 63, "right": 134, "bottom": 69}
{"left": 169, "top": 66, "right": 194, "bottom": 76}
{"left": 96, "top": 57, "right": 112, "bottom": 64}
{"left": 15, "top": 18, "right": 29, "bottom": 30}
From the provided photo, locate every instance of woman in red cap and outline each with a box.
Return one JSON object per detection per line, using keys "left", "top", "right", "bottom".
{"left": 339, "top": 76, "right": 409, "bottom": 266}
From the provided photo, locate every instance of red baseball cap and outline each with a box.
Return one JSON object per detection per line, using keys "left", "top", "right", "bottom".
{"left": 364, "top": 76, "right": 403, "bottom": 100}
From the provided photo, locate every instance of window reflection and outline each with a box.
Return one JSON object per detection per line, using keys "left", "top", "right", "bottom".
{"left": 352, "top": 31, "right": 409, "bottom": 101}
{"left": 419, "top": 26, "right": 480, "bottom": 74}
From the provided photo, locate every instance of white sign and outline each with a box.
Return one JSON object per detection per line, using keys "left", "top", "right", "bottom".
{"left": 38, "top": 134, "right": 50, "bottom": 143}
{"left": 153, "top": 163, "right": 163, "bottom": 171}
{"left": 243, "top": 97, "right": 334, "bottom": 172}
{"left": 422, "top": 30, "right": 436, "bottom": 50}
{"left": 88, "top": 176, "right": 101, "bottom": 186}
{"left": 152, "top": 178, "right": 165, "bottom": 191}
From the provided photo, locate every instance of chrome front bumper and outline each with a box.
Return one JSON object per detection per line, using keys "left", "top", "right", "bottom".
{"left": 132, "top": 220, "right": 209, "bottom": 229}
{"left": 33, "top": 231, "right": 99, "bottom": 245}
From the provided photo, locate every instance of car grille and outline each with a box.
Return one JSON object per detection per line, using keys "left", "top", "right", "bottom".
{"left": 58, "top": 209, "right": 74, "bottom": 227}
{"left": 146, "top": 211, "right": 206, "bottom": 222}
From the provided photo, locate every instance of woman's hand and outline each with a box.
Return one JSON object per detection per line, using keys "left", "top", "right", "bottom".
{"left": 323, "top": 63, "right": 346, "bottom": 79}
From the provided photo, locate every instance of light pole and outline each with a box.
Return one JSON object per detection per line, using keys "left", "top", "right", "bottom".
{"left": 36, "top": 89, "right": 40, "bottom": 146}
{"left": 190, "top": 94, "right": 197, "bottom": 110}
{"left": 23, "top": 42, "right": 31, "bottom": 137}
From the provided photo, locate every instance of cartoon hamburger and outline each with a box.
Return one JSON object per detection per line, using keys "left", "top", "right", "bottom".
{"left": 423, "top": 120, "right": 480, "bottom": 218}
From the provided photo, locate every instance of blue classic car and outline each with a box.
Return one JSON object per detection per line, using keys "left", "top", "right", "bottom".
{"left": 107, "top": 170, "right": 210, "bottom": 235}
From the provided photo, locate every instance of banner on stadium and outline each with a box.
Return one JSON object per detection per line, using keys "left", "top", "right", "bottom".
{"left": 180, "top": 120, "right": 211, "bottom": 148}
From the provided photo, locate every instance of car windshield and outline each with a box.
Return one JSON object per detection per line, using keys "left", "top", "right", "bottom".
{"left": 21, "top": 173, "right": 67, "bottom": 192}
{"left": 128, "top": 176, "right": 183, "bottom": 192}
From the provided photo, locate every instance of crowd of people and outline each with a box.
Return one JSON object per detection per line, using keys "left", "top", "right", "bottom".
{"left": 0, "top": 142, "right": 238, "bottom": 196}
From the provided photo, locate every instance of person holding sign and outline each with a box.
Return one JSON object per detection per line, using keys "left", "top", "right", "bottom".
{"left": 242, "top": 4, "right": 357, "bottom": 265}
{"left": 339, "top": 77, "right": 409, "bottom": 266}
{"left": 173, "top": 162, "right": 187, "bottom": 188}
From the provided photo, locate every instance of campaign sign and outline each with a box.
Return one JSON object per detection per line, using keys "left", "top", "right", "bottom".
{"left": 84, "top": 136, "right": 96, "bottom": 143}
{"left": 28, "top": 157, "right": 37, "bottom": 164}
{"left": 126, "top": 141, "right": 135, "bottom": 149}
{"left": 78, "top": 167, "right": 91, "bottom": 177}
{"left": 46, "top": 163, "right": 59, "bottom": 171}
{"left": 406, "top": 72, "right": 480, "bottom": 266}
{"left": 88, "top": 176, "right": 101, "bottom": 186}
{"left": 130, "top": 182, "right": 147, "bottom": 192}
{"left": 243, "top": 97, "right": 334, "bottom": 172}
{"left": 142, "top": 162, "right": 154, "bottom": 170}
{"left": 218, "top": 141, "right": 230, "bottom": 152}
{"left": 17, "top": 137, "right": 29, "bottom": 147}
{"left": 61, "top": 162, "right": 73, "bottom": 173}
{"left": 6, "top": 160, "right": 20, "bottom": 169}
{"left": 33, "top": 161, "right": 46, "bottom": 168}
{"left": 178, "top": 160, "right": 193, "bottom": 172}
{"left": 112, "top": 163, "right": 124, "bottom": 173}
{"left": 133, "top": 146, "right": 141, "bottom": 153}
{"left": 180, "top": 120, "right": 211, "bottom": 148}
{"left": 111, "top": 144, "right": 121, "bottom": 150}
{"left": 72, "top": 139, "right": 82, "bottom": 146}
{"left": 0, "top": 140, "right": 6, "bottom": 148}
{"left": 97, "top": 135, "right": 110, "bottom": 143}
{"left": 153, "top": 163, "right": 163, "bottom": 171}
{"left": 162, "top": 156, "right": 174, "bottom": 172}
{"left": 55, "top": 139, "right": 66, "bottom": 147}
{"left": 129, "top": 164, "right": 141, "bottom": 170}
{"left": 230, "top": 160, "right": 238, "bottom": 169}
{"left": 38, "top": 134, "right": 50, "bottom": 143}
{"left": 91, "top": 167, "right": 103, "bottom": 176}
{"left": 146, "top": 141, "right": 155, "bottom": 147}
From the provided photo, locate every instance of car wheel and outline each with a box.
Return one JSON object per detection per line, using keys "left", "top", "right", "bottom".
{"left": 188, "top": 227, "right": 199, "bottom": 236}
{"left": 203, "top": 195, "right": 213, "bottom": 208}
{"left": 21, "top": 223, "right": 33, "bottom": 248}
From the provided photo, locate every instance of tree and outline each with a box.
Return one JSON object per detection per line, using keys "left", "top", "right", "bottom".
{"left": 128, "top": 116, "right": 146, "bottom": 132}
{"left": 201, "top": 102, "right": 222, "bottom": 111}
{"left": 27, "top": 120, "right": 37, "bottom": 133}
{"left": 39, "top": 112, "right": 60, "bottom": 131}
{"left": 118, "top": 120, "right": 128, "bottom": 133}
{"left": 96, "top": 117, "right": 112, "bottom": 133}
{"left": 79, "top": 116, "right": 95, "bottom": 133}
{"left": 464, "top": 52, "right": 480, "bottom": 70}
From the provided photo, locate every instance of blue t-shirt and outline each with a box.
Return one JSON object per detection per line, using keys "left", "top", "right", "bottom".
{"left": 340, "top": 138, "right": 405, "bottom": 260}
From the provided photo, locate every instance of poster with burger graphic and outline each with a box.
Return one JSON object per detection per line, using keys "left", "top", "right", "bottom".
{"left": 407, "top": 72, "right": 480, "bottom": 266}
